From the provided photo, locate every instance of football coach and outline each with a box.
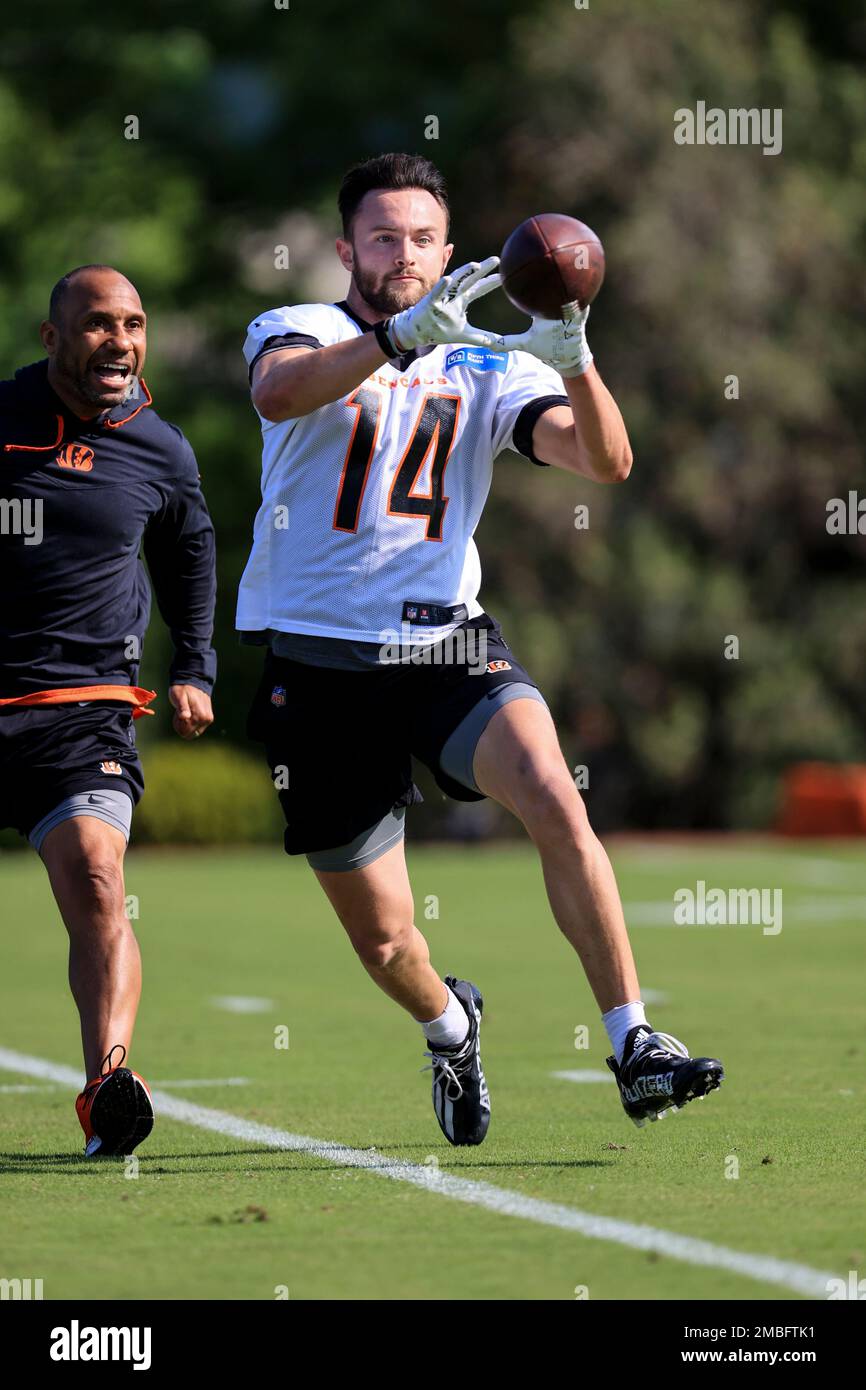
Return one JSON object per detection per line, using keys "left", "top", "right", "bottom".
{"left": 0, "top": 265, "right": 216, "bottom": 1156}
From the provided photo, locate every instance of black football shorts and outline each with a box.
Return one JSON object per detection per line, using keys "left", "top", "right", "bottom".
{"left": 246, "top": 613, "right": 544, "bottom": 856}
{"left": 0, "top": 701, "right": 144, "bottom": 840}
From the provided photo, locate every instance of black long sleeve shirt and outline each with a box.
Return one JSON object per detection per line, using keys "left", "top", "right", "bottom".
{"left": 0, "top": 359, "right": 216, "bottom": 697}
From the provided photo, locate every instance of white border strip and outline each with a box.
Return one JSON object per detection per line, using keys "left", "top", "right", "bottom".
{"left": 0, "top": 1047, "right": 836, "bottom": 1299}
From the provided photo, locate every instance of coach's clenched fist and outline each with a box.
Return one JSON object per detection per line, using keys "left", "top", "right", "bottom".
{"left": 169, "top": 683, "right": 214, "bottom": 740}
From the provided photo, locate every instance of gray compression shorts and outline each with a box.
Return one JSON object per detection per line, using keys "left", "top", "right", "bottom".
{"left": 439, "top": 681, "right": 547, "bottom": 794}
{"left": 29, "top": 788, "right": 134, "bottom": 855}
{"left": 306, "top": 804, "right": 408, "bottom": 873}
{"left": 306, "top": 681, "right": 547, "bottom": 873}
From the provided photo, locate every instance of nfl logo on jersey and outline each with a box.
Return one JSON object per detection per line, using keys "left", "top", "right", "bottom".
{"left": 405, "top": 605, "right": 418, "bottom": 621}
{"left": 270, "top": 685, "right": 287, "bottom": 707}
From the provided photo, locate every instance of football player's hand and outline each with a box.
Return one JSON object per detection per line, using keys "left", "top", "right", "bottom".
{"left": 169, "top": 683, "right": 214, "bottom": 741}
{"left": 384, "top": 258, "right": 503, "bottom": 353}
{"left": 494, "top": 302, "right": 593, "bottom": 378}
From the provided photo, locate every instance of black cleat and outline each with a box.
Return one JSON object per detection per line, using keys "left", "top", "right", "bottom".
{"left": 606, "top": 1026, "right": 724, "bottom": 1128}
{"left": 422, "top": 977, "right": 490, "bottom": 1146}
{"left": 75, "top": 1045, "right": 154, "bottom": 1157}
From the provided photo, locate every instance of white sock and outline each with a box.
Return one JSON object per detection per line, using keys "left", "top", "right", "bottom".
{"left": 421, "top": 984, "right": 469, "bottom": 1048}
{"left": 603, "top": 1000, "right": 648, "bottom": 1064}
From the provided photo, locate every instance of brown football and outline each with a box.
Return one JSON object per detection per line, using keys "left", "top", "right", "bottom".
{"left": 500, "top": 213, "right": 605, "bottom": 318}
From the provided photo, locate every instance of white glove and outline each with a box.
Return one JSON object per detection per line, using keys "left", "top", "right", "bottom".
{"left": 492, "top": 302, "right": 593, "bottom": 378}
{"left": 381, "top": 258, "right": 503, "bottom": 355}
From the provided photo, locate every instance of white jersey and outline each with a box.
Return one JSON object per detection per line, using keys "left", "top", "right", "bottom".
{"left": 236, "top": 300, "right": 567, "bottom": 646}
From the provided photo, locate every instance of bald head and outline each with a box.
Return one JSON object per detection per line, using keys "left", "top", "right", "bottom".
{"left": 41, "top": 266, "right": 146, "bottom": 417}
{"left": 48, "top": 265, "right": 141, "bottom": 327}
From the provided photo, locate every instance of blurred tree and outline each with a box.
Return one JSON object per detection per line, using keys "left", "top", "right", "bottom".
{"left": 0, "top": 0, "right": 862, "bottom": 833}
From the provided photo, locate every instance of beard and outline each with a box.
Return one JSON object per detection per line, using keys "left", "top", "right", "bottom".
{"left": 351, "top": 258, "right": 433, "bottom": 316}
{"left": 52, "top": 340, "right": 110, "bottom": 406}
{"left": 53, "top": 339, "right": 137, "bottom": 408}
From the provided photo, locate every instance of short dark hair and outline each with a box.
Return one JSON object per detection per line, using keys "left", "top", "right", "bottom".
{"left": 48, "top": 264, "right": 118, "bottom": 324}
{"left": 338, "top": 153, "right": 450, "bottom": 237}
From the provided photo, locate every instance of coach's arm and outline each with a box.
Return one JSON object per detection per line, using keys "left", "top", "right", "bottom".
{"left": 143, "top": 450, "right": 217, "bottom": 739}
{"left": 531, "top": 364, "right": 633, "bottom": 482}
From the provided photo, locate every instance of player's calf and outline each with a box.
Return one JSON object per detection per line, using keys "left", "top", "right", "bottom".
{"left": 41, "top": 816, "right": 142, "bottom": 1082}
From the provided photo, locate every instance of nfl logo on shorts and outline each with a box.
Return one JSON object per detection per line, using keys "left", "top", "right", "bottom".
{"left": 270, "top": 685, "right": 286, "bottom": 707}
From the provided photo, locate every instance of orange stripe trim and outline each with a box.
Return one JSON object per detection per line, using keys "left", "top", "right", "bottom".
{"left": 3, "top": 415, "right": 64, "bottom": 454}
{"left": 103, "top": 377, "right": 152, "bottom": 428}
{"left": 2, "top": 378, "right": 152, "bottom": 454}
{"left": 0, "top": 685, "right": 157, "bottom": 718}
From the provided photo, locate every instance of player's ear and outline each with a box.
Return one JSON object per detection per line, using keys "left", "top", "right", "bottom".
{"left": 335, "top": 238, "right": 354, "bottom": 274}
{"left": 442, "top": 242, "right": 454, "bottom": 272}
{"left": 40, "top": 320, "right": 57, "bottom": 354}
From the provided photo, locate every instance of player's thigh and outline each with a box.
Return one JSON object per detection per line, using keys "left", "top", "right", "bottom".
{"left": 411, "top": 615, "right": 556, "bottom": 810}
{"left": 40, "top": 815, "right": 129, "bottom": 924}
{"left": 472, "top": 696, "right": 586, "bottom": 829}
{"left": 312, "top": 835, "right": 414, "bottom": 952}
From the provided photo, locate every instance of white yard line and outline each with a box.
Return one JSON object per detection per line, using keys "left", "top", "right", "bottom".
{"left": 623, "top": 899, "right": 866, "bottom": 926}
{"left": 622, "top": 902, "right": 679, "bottom": 925}
{"left": 551, "top": 1070, "right": 615, "bottom": 1084}
{"left": 789, "top": 896, "right": 866, "bottom": 920}
{"left": 210, "top": 996, "right": 274, "bottom": 1013}
{"left": 789, "top": 859, "right": 866, "bottom": 887}
{"left": 613, "top": 847, "right": 866, "bottom": 886}
{"left": 0, "top": 1046, "right": 837, "bottom": 1300}
{"left": 641, "top": 988, "right": 670, "bottom": 1005}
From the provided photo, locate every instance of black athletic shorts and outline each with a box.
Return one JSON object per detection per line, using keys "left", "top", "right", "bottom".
{"left": 0, "top": 702, "right": 144, "bottom": 839}
{"left": 246, "top": 613, "right": 541, "bottom": 856}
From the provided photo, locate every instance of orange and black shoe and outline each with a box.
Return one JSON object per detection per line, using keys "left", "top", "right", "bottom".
{"left": 75, "top": 1045, "right": 154, "bottom": 1157}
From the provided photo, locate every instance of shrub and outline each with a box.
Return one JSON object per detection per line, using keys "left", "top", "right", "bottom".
{"left": 133, "top": 742, "right": 283, "bottom": 845}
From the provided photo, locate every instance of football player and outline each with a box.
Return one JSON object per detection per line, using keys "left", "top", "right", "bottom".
{"left": 239, "top": 154, "right": 723, "bottom": 1142}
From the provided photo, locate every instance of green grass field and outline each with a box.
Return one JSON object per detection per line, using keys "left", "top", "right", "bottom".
{"left": 1, "top": 837, "right": 864, "bottom": 1301}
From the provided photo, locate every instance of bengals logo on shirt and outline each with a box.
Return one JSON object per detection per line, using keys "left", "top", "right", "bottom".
{"left": 99, "top": 760, "right": 123, "bottom": 776}
{"left": 486, "top": 660, "right": 512, "bottom": 673}
{"left": 56, "top": 444, "right": 94, "bottom": 472}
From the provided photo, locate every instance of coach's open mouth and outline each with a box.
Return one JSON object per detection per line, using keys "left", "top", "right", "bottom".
{"left": 90, "top": 360, "right": 132, "bottom": 388}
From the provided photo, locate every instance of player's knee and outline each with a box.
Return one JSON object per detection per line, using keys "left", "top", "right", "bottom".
{"left": 64, "top": 854, "right": 126, "bottom": 920}
{"left": 351, "top": 924, "right": 413, "bottom": 970}
{"left": 515, "top": 769, "right": 593, "bottom": 849}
